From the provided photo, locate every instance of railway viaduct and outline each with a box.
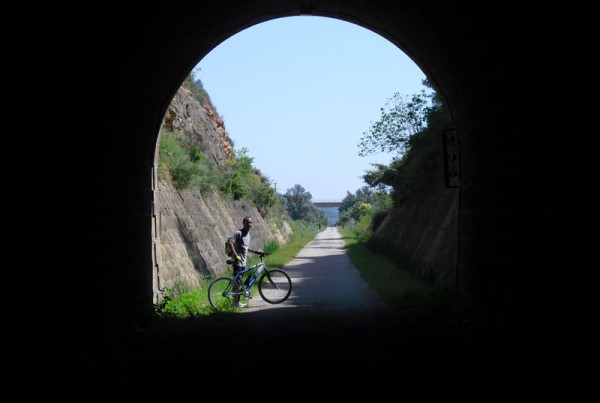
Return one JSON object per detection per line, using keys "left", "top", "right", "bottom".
{"left": 313, "top": 200, "right": 343, "bottom": 208}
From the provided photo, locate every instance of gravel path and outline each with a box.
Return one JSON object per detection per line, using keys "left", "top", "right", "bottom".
{"left": 242, "top": 226, "right": 386, "bottom": 312}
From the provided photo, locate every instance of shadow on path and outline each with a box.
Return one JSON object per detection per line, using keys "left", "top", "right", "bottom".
{"left": 18, "top": 228, "right": 582, "bottom": 401}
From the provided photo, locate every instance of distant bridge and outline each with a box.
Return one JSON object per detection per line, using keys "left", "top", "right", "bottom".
{"left": 313, "top": 200, "right": 342, "bottom": 208}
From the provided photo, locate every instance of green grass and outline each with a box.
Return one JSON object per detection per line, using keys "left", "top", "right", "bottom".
{"left": 154, "top": 281, "right": 214, "bottom": 317}
{"left": 338, "top": 227, "right": 466, "bottom": 321}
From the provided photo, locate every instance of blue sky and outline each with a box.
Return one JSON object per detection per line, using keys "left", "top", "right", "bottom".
{"left": 194, "top": 16, "right": 426, "bottom": 201}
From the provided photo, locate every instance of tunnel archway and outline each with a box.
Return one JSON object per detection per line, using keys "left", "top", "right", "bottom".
{"left": 145, "top": 9, "right": 464, "bottom": 322}
{"left": 9, "top": 3, "right": 594, "bottom": 395}
{"left": 133, "top": 3, "right": 594, "bottom": 333}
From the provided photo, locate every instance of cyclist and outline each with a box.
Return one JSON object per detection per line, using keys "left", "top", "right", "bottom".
{"left": 226, "top": 216, "right": 262, "bottom": 307}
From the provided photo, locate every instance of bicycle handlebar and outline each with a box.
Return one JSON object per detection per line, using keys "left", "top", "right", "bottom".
{"left": 226, "top": 251, "right": 271, "bottom": 265}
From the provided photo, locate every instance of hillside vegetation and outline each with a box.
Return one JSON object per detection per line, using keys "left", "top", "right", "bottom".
{"left": 156, "top": 72, "right": 459, "bottom": 316}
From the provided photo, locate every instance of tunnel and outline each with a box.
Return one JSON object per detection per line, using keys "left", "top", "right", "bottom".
{"left": 7, "top": 1, "right": 596, "bottom": 398}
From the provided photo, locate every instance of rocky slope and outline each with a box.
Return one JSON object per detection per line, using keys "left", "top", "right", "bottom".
{"left": 153, "top": 86, "right": 291, "bottom": 300}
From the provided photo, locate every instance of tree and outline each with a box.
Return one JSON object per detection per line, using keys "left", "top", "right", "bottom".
{"left": 251, "top": 181, "right": 277, "bottom": 217}
{"left": 283, "top": 184, "right": 313, "bottom": 220}
{"left": 339, "top": 186, "right": 389, "bottom": 214}
{"left": 280, "top": 184, "right": 326, "bottom": 226}
{"left": 338, "top": 186, "right": 392, "bottom": 229}
{"left": 360, "top": 79, "right": 451, "bottom": 203}
{"left": 357, "top": 79, "right": 438, "bottom": 159}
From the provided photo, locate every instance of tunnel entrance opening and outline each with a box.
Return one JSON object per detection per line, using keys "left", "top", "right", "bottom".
{"left": 150, "top": 15, "right": 459, "bottom": 324}
{"left": 12, "top": 3, "right": 594, "bottom": 398}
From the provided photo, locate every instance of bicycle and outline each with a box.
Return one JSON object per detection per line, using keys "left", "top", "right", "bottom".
{"left": 208, "top": 251, "right": 292, "bottom": 309}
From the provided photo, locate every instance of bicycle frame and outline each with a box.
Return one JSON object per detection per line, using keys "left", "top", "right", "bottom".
{"left": 228, "top": 256, "right": 268, "bottom": 297}
{"left": 238, "top": 262, "right": 265, "bottom": 289}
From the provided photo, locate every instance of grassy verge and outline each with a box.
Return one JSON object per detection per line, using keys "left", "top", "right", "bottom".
{"left": 338, "top": 227, "right": 466, "bottom": 321}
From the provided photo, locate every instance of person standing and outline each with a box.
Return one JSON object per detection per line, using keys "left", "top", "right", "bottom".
{"left": 226, "top": 216, "right": 260, "bottom": 307}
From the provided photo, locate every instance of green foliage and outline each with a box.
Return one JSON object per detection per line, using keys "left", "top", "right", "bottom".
{"left": 262, "top": 239, "right": 280, "bottom": 253}
{"left": 154, "top": 280, "right": 214, "bottom": 317}
{"left": 160, "top": 126, "right": 282, "bottom": 216}
{"left": 360, "top": 78, "right": 451, "bottom": 203}
{"left": 282, "top": 184, "right": 327, "bottom": 227}
{"left": 283, "top": 184, "right": 312, "bottom": 220}
{"left": 216, "top": 147, "right": 280, "bottom": 216}
{"left": 265, "top": 198, "right": 290, "bottom": 228}
{"left": 190, "top": 145, "right": 203, "bottom": 162}
{"left": 340, "top": 78, "right": 448, "bottom": 234}
{"left": 358, "top": 89, "right": 432, "bottom": 158}
{"left": 338, "top": 186, "right": 391, "bottom": 229}
{"left": 338, "top": 227, "right": 466, "bottom": 320}
{"left": 220, "top": 171, "right": 248, "bottom": 200}
{"left": 363, "top": 105, "right": 449, "bottom": 203}
{"left": 251, "top": 182, "right": 278, "bottom": 216}
{"left": 158, "top": 129, "right": 221, "bottom": 191}
{"left": 235, "top": 148, "right": 254, "bottom": 175}
{"left": 158, "top": 290, "right": 212, "bottom": 317}
{"left": 353, "top": 206, "right": 374, "bottom": 242}
{"left": 287, "top": 218, "right": 322, "bottom": 235}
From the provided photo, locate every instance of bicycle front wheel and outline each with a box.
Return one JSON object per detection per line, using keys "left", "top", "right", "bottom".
{"left": 208, "top": 277, "right": 236, "bottom": 309}
{"left": 258, "top": 269, "right": 292, "bottom": 304}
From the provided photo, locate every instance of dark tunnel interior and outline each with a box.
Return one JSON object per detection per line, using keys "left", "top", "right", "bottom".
{"left": 6, "top": 2, "right": 596, "bottom": 399}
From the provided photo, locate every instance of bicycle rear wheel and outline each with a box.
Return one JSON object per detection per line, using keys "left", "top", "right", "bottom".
{"left": 208, "top": 277, "right": 237, "bottom": 309}
{"left": 258, "top": 269, "right": 292, "bottom": 304}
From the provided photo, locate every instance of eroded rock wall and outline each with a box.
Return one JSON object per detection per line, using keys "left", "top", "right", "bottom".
{"left": 153, "top": 86, "right": 291, "bottom": 298}
{"left": 373, "top": 146, "right": 459, "bottom": 286}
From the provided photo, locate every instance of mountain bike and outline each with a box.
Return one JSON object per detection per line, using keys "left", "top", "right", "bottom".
{"left": 208, "top": 251, "right": 292, "bottom": 310}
